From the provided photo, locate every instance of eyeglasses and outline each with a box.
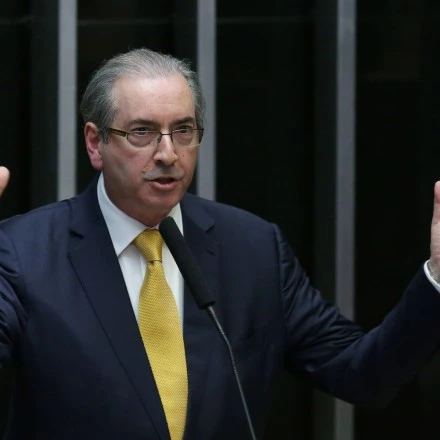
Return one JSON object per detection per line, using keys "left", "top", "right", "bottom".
{"left": 105, "top": 126, "right": 204, "bottom": 149}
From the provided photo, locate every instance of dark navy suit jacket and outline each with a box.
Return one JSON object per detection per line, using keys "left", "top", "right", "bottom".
{"left": 1, "top": 179, "right": 440, "bottom": 439}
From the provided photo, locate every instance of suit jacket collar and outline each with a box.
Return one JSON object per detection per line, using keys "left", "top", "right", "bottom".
{"left": 68, "top": 177, "right": 168, "bottom": 439}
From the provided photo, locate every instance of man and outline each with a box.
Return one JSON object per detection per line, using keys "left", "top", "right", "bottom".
{"left": 0, "top": 48, "right": 440, "bottom": 439}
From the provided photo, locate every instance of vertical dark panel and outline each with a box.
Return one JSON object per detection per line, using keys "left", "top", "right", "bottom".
{"left": 355, "top": 1, "right": 428, "bottom": 438}
{"left": 216, "top": 3, "right": 315, "bottom": 257}
{"left": 216, "top": 2, "right": 315, "bottom": 439}
{"left": 312, "top": 1, "right": 338, "bottom": 439}
{"left": 30, "top": 0, "right": 60, "bottom": 207}
{"left": 172, "top": 0, "right": 197, "bottom": 74}
{"left": 313, "top": 1, "right": 337, "bottom": 304}
{"left": 0, "top": 2, "right": 31, "bottom": 218}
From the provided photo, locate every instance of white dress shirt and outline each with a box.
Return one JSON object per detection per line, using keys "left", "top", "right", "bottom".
{"left": 96, "top": 173, "right": 184, "bottom": 324}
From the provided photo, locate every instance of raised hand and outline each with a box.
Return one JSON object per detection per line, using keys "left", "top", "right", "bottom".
{"left": 0, "top": 167, "right": 9, "bottom": 198}
{"left": 429, "top": 181, "right": 440, "bottom": 281}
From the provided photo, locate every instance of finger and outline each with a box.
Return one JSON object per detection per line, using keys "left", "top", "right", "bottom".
{"left": 0, "top": 166, "right": 10, "bottom": 197}
{"left": 433, "top": 181, "right": 440, "bottom": 223}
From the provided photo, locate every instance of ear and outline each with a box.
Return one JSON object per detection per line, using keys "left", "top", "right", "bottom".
{"left": 84, "top": 122, "right": 104, "bottom": 170}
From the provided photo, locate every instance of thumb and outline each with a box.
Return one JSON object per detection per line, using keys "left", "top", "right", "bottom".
{"left": 0, "top": 167, "right": 10, "bottom": 197}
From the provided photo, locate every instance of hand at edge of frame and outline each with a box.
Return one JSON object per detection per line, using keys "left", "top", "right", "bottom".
{"left": 0, "top": 167, "right": 10, "bottom": 198}
{"left": 429, "top": 181, "right": 440, "bottom": 281}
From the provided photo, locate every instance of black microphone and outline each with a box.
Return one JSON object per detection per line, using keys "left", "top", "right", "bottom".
{"left": 159, "top": 217, "right": 215, "bottom": 309}
{"left": 159, "top": 217, "right": 257, "bottom": 440}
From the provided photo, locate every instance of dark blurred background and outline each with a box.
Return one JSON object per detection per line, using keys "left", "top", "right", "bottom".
{"left": 1, "top": 0, "right": 440, "bottom": 439}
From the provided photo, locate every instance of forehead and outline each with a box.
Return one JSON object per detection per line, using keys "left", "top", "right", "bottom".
{"left": 112, "top": 74, "right": 195, "bottom": 125}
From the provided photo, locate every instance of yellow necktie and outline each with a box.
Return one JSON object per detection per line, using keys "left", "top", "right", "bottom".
{"left": 134, "top": 229, "right": 188, "bottom": 440}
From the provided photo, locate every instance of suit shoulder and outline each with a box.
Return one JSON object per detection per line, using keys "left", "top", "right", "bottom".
{"left": 0, "top": 197, "right": 76, "bottom": 234}
{"left": 183, "top": 193, "right": 274, "bottom": 231}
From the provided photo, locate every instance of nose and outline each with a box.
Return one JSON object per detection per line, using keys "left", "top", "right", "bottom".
{"left": 153, "top": 133, "right": 178, "bottom": 165}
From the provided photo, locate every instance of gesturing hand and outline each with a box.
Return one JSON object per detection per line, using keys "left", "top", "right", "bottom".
{"left": 0, "top": 167, "right": 9, "bottom": 198}
{"left": 429, "top": 181, "right": 440, "bottom": 280}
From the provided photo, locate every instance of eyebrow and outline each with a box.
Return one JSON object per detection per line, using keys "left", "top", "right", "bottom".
{"left": 173, "top": 117, "right": 196, "bottom": 125}
{"left": 127, "top": 117, "right": 196, "bottom": 129}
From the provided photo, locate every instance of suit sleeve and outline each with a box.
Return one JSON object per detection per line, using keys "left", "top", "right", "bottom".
{"left": 275, "top": 224, "right": 440, "bottom": 406}
{"left": 0, "top": 228, "right": 26, "bottom": 367}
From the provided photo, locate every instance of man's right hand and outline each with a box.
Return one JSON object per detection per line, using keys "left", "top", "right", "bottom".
{"left": 0, "top": 167, "right": 10, "bottom": 197}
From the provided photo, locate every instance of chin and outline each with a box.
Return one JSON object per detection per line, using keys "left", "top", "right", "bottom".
{"left": 147, "top": 197, "right": 180, "bottom": 214}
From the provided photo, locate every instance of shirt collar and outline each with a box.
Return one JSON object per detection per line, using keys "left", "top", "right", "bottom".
{"left": 97, "top": 173, "right": 183, "bottom": 256}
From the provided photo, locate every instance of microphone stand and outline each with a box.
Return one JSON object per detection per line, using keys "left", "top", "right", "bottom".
{"left": 158, "top": 217, "right": 257, "bottom": 439}
{"left": 205, "top": 305, "right": 257, "bottom": 440}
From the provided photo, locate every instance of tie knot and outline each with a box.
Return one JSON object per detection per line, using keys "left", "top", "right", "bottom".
{"left": 133, "top": 229, "right": 163, "bottom": 262}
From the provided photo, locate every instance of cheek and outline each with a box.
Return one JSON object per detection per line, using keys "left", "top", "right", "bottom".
{"left": 103, "top": 148, "right": 150, "bottom": 175}
{"left": 179, "top": 149, "right": 198, "bottom": 174}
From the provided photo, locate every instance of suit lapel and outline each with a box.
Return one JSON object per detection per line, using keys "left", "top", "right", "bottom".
{"left": 180, "top": 195, "right": 221, "bottom": 438}
{"left": 67, "top": 180, "right": 169, "bottom": 440}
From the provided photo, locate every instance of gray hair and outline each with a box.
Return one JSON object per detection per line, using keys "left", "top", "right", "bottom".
{"left": 80, "top": 48, "right": 205, "bottom": 143}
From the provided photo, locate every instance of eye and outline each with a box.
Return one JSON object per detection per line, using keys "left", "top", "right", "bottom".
{"left": 175, "top": 125, "right": 193, "bottom": 134}
{"left": 131, "top": 128, "right": 149, "bottom": 136}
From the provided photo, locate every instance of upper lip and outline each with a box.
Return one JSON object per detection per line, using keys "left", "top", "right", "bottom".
{"left": 145, "top": 175, "right": 180, "bottom": 182}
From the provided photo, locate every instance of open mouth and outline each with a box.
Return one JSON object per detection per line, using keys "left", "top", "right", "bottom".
{"left": 153, "top": 177, "right": 176, "bottom": 184}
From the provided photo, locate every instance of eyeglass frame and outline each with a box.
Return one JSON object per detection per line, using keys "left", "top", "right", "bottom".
{"left": 103, "top": 126, "right": 204, "bottom": 148}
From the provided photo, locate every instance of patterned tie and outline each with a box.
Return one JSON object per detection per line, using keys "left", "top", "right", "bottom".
{"left": 134, "top": 229, "right": 188, "bottom": 440}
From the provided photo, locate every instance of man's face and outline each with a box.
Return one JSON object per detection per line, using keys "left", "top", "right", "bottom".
{"left": 84, "top": 74, "right": 199, "bottom": 226}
